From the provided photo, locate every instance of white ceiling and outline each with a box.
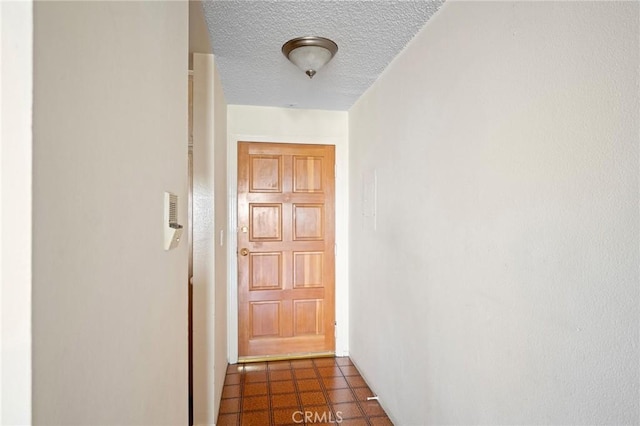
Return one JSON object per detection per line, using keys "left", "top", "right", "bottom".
{"left": 201, "top": 1, "right": 444, "bottom": 111}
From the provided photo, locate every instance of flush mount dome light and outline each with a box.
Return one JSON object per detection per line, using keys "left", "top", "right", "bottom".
{"left": 282, "top": 36, "right": 338, "bottom": 79}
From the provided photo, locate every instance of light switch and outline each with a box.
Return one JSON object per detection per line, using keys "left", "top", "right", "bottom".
{"left": 164, "top": 192, "right": 183, "bottom": 250}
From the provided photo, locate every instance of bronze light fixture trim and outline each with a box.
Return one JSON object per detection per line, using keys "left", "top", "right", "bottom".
{"left": 282, "top": 36, "right": 338, "bottom": 79}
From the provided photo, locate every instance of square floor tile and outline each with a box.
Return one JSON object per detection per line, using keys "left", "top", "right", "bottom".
{"left": 243, "top": 395, "right": 269, "bottom": 411}
{"left": 322, "top": 376, "right": 349, "bottom": 389}
{"left": 294, "top": 368, "right": 317, "bottom": 380}
{"left": 339, "top": 365, "right": 361, "bottom": 377}
{"left": 240, "top": 410, "right": 270, "bottom": 426}
{"left": 216, "top": 413, "right": 238, "bottom": 426}
{"left": 269, "top": 370, "right": 293, "bottom": 381}
{"left": 271, "top": 393, "right": 299, "bottom": 409}
{"left": 290, "top": 359, "right": 314, "bottom": 369}
{"left": 245, "top": 371, "right": 268, "bottom": 383}
{"left": 338, "top": 419, "right": 369, "bottom": 426}
{"left": 271, "top": 380, "right": 296, "bottom": 394}
{"left": 317, "top": 366, "right": 343, "bottom": 377}
{"left": 222, "top": 384, "right": 240, "bottom": 399}
{"left": 227, "top": 364, "right": 244, "bottom": 374}
{"left": 332, "top": 402, "right": 363, "bottom": 419}
{"left": 352, "top": 386, "right": 375, "bottom": 401}
{"left": 335, "top": 357, "right": 353, "bottom": 366}
{"left": 224, "top": 374, "right": 241, "bottom": 385}
{"left": 243, "top": 382, "right": 268, "bottom": 396}
{"left": 345, "top": 375, "right": 367, "bottom": 388}
{"left": 219, "top": 397, "right": 240, "bottom": 414}
{"left": 273, "top": 407, "right": 301, "bottom": 425}
{"left": 243, "top": 362, "right": 267, "bottom": 372}
{"left": 369, "top": 416, "right": 394, "bottom": 426}
{"left": 327, "top": 388, "right": 355, "bottom": 403}
{"left": 299, "top": 391, "right": 326, "bottom": 406}
{"left": 318, "top": 365, "right": 342, "bottom": 377}
{"left": 361, "top": 400, "right": 387, "bottom": 417}
{"left": 268, "top": 361, "right": 292, "bottom": 370}
{"left": 313, "top": 358, "right": 337, "bottom": 367}
{"left": 297, "top": 378, "right": 321, "bottom": 392}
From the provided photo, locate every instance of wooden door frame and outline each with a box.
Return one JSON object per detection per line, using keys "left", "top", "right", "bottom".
{"left": 227, "top": 135, "right": 349, "bottom": 364}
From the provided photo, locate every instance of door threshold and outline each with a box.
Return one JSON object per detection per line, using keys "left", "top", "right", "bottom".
{"left": 238, "top": 351, "right": 335, "bottom": 364}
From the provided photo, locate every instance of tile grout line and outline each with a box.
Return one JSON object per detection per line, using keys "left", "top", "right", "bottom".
{"left": 272, "top": 359, "right": 298, "bottom": 425}
{"left": 342, "top": 358, "right": 373, "bottom": 426}
{"left": 289, "top": 360, "right": 306, "bottom": 416}
{"left": 265, "top": 361, "right": 274, "bottom": 426}
{"left": 312, "top": 357, "right": 336, "bottom": 422}
{"left": 236, "top": 363, "right": 245, "bottom": 426}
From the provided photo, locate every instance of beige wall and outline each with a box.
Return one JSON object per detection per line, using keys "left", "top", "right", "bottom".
{"left": 192, "top": 53, "right": 228, "bottom": 426}
{"left": 188, "top": 1, "right": 211, "bottom": 69}
{"left": 32, "top": 2, "right": 188, "bottom": 423}
{"left": 0, "top": 1, "right": 33, "bottom": 423}
{"left": 227, "top": 105, "right": 350, "bottom": 361}
{"left": 349, "top": 1, "right": 639, "bottom": 424}
{"left": 212, "top": 54, "right": 229, "bottom": 421}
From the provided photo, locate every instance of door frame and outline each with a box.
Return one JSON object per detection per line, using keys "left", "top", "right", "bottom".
{"left": 227, "top": 134, "right": 349, "bottom": 364}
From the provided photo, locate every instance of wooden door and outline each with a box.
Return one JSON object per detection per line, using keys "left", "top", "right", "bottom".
{"left": 238, "top": 142, "right": 335, "bottom": 360}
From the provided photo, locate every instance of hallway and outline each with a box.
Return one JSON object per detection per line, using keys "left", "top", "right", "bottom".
{"left": 4, "top": 1, "right": 638, "bottom": 424}
{"left": 217, "top": 357, "right": 393, "bottom": 425}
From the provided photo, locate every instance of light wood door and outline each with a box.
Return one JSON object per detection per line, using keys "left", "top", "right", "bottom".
{"left": 238, "top": 142, "right": 335, "bottom": 359}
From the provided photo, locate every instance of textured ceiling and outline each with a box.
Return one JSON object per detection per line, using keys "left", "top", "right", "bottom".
{"left": 202, "top": 1, "right": 444, "bottom": 111}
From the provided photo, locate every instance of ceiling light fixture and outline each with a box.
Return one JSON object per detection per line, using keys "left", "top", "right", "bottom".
{"left": 282, "top": 36, "right": 338, "bottom": 79}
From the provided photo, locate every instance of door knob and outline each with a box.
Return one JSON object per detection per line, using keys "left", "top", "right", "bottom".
{"left": 239, "top": 248, "right": 249, "bottom": 256}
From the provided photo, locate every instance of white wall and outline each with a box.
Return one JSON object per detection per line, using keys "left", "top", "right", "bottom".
{"left": 349, "top": 1, "right": 639, "bottom": 424}
{"left": 192, "top": 53, "right": 228, "bottom": 426}
{"left": 0, "top": 1, "right": 33, "bottom": 424}
{"left": 227, "top": 105, "right": 349, "bottom": 361}
{"left": 32, "top": 2, "right": 188, "bottom": 424}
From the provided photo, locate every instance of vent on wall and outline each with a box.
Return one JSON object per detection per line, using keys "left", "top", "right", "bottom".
{"left": 164, "top": 191, "right": 184, "bottom": 250}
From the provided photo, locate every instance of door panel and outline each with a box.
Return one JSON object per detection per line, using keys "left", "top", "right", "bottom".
{"left": 250, "top": 204, "right": 282, "bottom": 241}
{"left": 293, "top": 204, "right": 324, "bottom": 240}
{"left": 238, "top": 142, "right": 335, "bottom": 359}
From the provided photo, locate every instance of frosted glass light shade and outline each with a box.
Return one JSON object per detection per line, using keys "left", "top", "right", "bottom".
{"left": 282, "top": 36, "right": 338, "bottom": 79}
{"left": 288, "top": 46, "right": 333, "bottom": 77}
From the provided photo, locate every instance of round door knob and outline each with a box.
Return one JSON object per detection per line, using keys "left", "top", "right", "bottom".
{"left": 239, "top": 248, "right": 249, "bottom": 256}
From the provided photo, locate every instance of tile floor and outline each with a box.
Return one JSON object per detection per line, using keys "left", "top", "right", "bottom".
{"left": 217, "top": 357, "right": 393, "bottom": 425}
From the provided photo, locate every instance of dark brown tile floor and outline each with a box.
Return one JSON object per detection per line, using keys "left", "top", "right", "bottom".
{"left": 217, "top": 357, "right": 394, "bottom": 426}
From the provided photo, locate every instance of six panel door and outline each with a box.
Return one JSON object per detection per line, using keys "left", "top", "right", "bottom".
{"left": 237, "top": 142, "right": 335, "bottom": 359}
